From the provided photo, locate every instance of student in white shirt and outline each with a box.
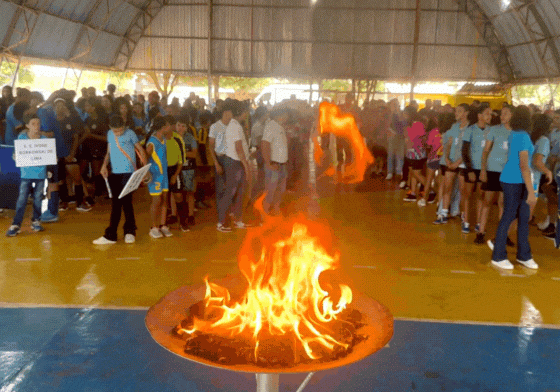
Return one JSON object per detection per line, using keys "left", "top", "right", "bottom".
{"left": 216, "top": 100, "right": 250, "bottom": 232}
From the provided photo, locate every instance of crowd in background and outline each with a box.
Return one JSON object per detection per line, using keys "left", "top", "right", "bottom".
{"left": 1, "top": 83, "right": 559, "bottom": 268}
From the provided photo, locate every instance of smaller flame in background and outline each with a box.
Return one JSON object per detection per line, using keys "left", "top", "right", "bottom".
{"left": 179, "top": 196, "right": 353, "bottom": 361}
{"left": 316, "top": 101, "right": 374, "bottom": 184}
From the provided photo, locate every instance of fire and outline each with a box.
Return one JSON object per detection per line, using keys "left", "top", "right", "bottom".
{"left": 178, "top": 197, "right": 353, "bottom": 361}
{"left": 317, "top": 101, "right": 374, "bottom": 184}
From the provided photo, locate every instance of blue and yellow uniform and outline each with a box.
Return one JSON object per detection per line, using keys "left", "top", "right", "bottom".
{"left": 147, "top": 135, "right": 168, "bottom": 196}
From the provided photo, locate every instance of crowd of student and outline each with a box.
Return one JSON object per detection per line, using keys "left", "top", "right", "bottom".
{"left": 0, "top": 84, "right": 304, "bottom": 242}
{"left": 2, "top": 83, "right": 559, "bottom": 270}
{"left": 353, "top": 95, "right": 560, "bottom": 270}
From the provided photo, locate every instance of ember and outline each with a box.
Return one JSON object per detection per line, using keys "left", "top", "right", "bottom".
{"left": 172, "top": 198, "right": 367, "bottom": 368}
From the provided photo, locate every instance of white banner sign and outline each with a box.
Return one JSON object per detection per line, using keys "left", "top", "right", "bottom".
{"left": 14, "top": 138, "right": 57, "bottom": 167}
{"left": 118, "top": 164, "right": 152, "bottom": 199}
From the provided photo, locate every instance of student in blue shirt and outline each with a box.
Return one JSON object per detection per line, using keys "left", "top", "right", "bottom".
{"left": 461, "top": 104, "right": 492, "bottom": 235}
{"left": 491, "top": 106, "right": 541, "bottom": 270}
{"left": 478, "top": 105, "right": 513, "bottom": 245}
{"left": 539, "top": 110, "right": 560, "bottom": 235}
{"left": 92, "top": 115, "right": 147, "bottom": 245}
{"left": 6, "top": 113, "right": 47, "bottom": 237}
{"left": 434, "top": 103, "right": 469, "bottom": 224}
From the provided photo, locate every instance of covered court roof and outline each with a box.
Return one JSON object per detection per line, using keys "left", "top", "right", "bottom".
{"left": 1, "top": 0, "right": 560, "bottom": 84}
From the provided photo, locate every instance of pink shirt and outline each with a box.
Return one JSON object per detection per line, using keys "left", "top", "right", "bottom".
{"left": 406, "top": 121, "right": 426, "bottom": 160}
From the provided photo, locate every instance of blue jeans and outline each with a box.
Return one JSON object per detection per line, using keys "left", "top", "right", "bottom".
{"left": 214, "top": 155, "right": 226, "bottom": 217}
{"left": 387, "top": 134, "right": 404, "bottom": 176}
{"left": 264, "top": 164, "right": 287, "bottom": 213}
{"left": 12, "top": 179, "right": 44, "bottom": 227}
{"left": 492, "top": 182, "right": 532, "bottom": 261}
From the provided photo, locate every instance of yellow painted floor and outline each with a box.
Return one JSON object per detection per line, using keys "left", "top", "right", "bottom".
{"left": 1, "top": 181, "right": 560, "bottom": 327}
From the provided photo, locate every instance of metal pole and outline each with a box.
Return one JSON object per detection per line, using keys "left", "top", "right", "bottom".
{"left": 11, "top": 56, "right": 21, "bottom": 88}
{"left": 255, "top": 374, "right": 279, "bottom": 392}
{"left": 207, "top": 0, "right": 213, "bottom": 106}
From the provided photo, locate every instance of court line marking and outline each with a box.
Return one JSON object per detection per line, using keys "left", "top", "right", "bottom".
{"left": 66, "top": 257, "right": 92, "bottom": 261}
{"left": 552, "top": 277, "right": 560, "bottom": 281}
{"left": 401, "top": 267, "right": 425, "bottom": 272}
{"left": 116, "top": 257, "right": 140, "bottom": 260}
{"left": 500, "top": 273, "right": 526, "bottom": 278}
{"left": 394, "top": 316, "right": 560, "bottom": 330}
{"left": 164, "top": 258, "right": 187, "bottom": 262}
{"left": 450, "top": 270, "right": 476, "bottom": 275}
{"left": 353, "top": 265, "right": 377, "bottom": 270}
{"left": 15, "top": 258, "right": 41, "bottom": 262}
{"left": 2, "top": 303, "right": 559, "bottom": 330}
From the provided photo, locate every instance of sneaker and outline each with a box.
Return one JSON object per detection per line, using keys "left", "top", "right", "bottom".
{"left": 124, "top": 234, "right": 135, "bottom": 244}
{"left": 188, "top": 216, "right": 195, "bottom": 226}
{"left": 234, "top": 221, "right": 249, "bottom": 229}
{"left": 427, "top": 192, "right": 436, "bottom": 204}
{"left": 461, "top": 222, "right": 470, "bottom": 234}
{"left": 474, "top": 223, "right": 480, "bottom": 233}
{"left": 487, "top": 239, "right": 494, "bottom": 251}
{"left": 517, "top": 258, "right": 538, "bottom": 269}
{"left": 149, "top": 227, "right": 163, "bottom": 239}
{"left": 6, "top": 225, "right": 20, "bottom": 237}
{"left": 474, "top": 233, "right": 485, "bottom": 245}
{"left": 385, "top": 173, "right": 393, "bottom": 180}
{"left": 40, "top": 212, "right": 59, "bottom": 223}
{"left": 542, "top": 224, "right": 556, "bottom": 236}
{"left": 506, "top": 237, "right": 515, "bottom": 247}
{"left": 217, "top": 223, "right": 232, "bottom": 233}
{"left": 76, "top": 203, "right": 92, "bottom": 212}
{"left": 537, "top": 217, "right": 551, "bottom": 231}
{"left": 93, "top": 236, "right": 116, "bottom": 245}
{"left": 399, "top": 181, "right": 407, "bottom": 189}
{"left": 195, "top": 201, "right": 208, "bottom": 210}
{"left": 160, "top": 226, "right": 173, "bottom": 237}
{"left": 58, "top": 202, "right": 68, "bottom": 211}
{"left": 85, "top": 196, "right": 95, "bottom": 206}
{"left": 491, "top": 259, "right": 514, "bottom": 270}
{"left": 417, "top": 198, "right": 426, "bottom": 207}
{"left": 544, "top": 232, "right": 556, "bottom": 241}
{"left": 31, "top": 221, "right": 44, "bottom": 232}
{"left": 403, "top": 192, "right": 417, "bottom": 202}
{"left": 180, "top": 224, "right": 190, "bottom": 232}
{"left": 433, "top": 215, "right": 448, "bottom": 225}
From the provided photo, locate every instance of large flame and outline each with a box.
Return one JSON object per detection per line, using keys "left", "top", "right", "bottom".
{"left": 317, "top": 101, "right": 374, "bottom": 184}
{"left": 179, "top": 197, "right": 353, "bottom": 361}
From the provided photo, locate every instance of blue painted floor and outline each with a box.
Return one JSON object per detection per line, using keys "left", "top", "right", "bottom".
{"left": 1, "top": 308, "right": 559, "bottom": 391}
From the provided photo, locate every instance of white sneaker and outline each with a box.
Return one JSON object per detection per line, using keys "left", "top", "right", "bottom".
{"left": 399, "top": 181, "right": 406, "bottom": 189}
{"left": 487, "top": 239, "right": 494, "bottom": 251}
{"left": 234, "top": 221, "right": 248, "bottom": 229}
{"left": 149, "top": 227, "right": 163, "bottom": 239}
{"left": 160, "top": 226, "right": 173, "bottom": 237}
{"left": 417, "top": 199, "right": 426, "bottom": 207}
{"left": 385, "top": 173, "right": 393, "bottom": 180}
{"left": 517, "top": 258, "right": 538, "bottom": 269}
{"left": 217, "top": 223, "right": 232, "bottom": 233}
{"left": 537, "top": 216, "right": 550, "bottom": 231}
{"left": 491, "top": 259, "right": 514, "bottom": 270}
{"left": 124, "top": 234, "right": 135, "bottom": 244}
{"left": 93, "top": 236, "right": 116, "bottom": 245}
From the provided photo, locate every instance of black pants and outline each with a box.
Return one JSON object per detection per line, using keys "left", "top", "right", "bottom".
{"left": 104, "top": 173, "right": 136, "bottom": 241}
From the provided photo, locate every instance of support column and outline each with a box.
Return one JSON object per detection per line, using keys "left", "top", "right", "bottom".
{"left": 409, "top": 0, "right": 421, "bottom": 103}
{"left": 11, "top": 56, "right": 21, "bottom": 88}
{"left": 207, "top": 0, "right": 213, "bottom": 106}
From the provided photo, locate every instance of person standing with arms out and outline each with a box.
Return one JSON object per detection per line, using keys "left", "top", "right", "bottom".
{"left": 6, "top": 113, "right": 47, "bottom": 237}
{"left": 145, "top": 116, "right": 173, "bottom": 239}
{"left": 217, "top": 100, "right": 250, "bottom": 232}
{"left": 433, "top": 104, "right": 469, "bottom": 224}
{"left": 461, "top": 104, "right": 492, "bottom": 235}
{"left": 209, "top": 101, "right": 233, "bottom": 231}
{"left": 93, "top": 116, "right": 147, "bottom": 245}
{"left": 491, "top": 106, "right": 540, "bottom": 270}
{"left": 479, "top": 105, "right": 514, "bottom": 246}
{"left": 261, "top": 107, "right": 290, "bottom": 215}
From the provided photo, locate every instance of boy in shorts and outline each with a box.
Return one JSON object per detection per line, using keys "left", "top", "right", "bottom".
{"left": 145, "top": 116, "right": 172, "bottom": 238}
{"left": 175, "top": 115, "right": 198, "bottom": 231}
